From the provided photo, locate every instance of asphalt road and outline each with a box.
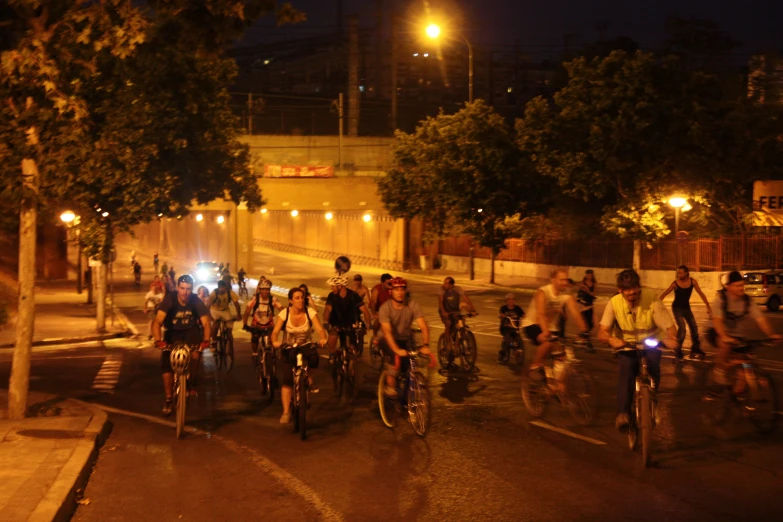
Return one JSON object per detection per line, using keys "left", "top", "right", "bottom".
{"left": 3, "top": 251, "right": 783, "bottom": 521}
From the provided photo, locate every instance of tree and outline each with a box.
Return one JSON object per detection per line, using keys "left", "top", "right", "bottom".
{"left": 378, "top": 100, "right": 548, "bottom": 283}
{"left": 516, "top": 49, "right": 783, "bottom": 245}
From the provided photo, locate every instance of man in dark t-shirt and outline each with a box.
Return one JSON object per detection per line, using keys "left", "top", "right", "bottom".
{"left": 152, "top": 274, "right": 210, "bottom": 416}
{"left": 498, "top": 293, "right": 525, "bottom": 362}
{"left": 324, "top": 275, "right": 371, "bottom": 362}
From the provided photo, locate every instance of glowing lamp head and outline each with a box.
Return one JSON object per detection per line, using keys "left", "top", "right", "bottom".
{"left": 217, "top": 215, "right": 225, "bottom": 224}
{"left": 291, "top": 210, "right": 299, "bottom": 217}
{"left": 363, "top": 214, "right": 372, "bottom": 223}
{"left": 425, "top": 23, "right": 441, "bottom": 39}
{"left": 60, "top": 211, "right": 76, "bottom": 224}
{"left": 196, "top": 213, "right": 203, "bottom": 222}
{"left": 260, "top": 208, "right": 268, "bottom": 214}
{"left": 325, "top": 212, "right": 333, "bottom": 220}
{"left": 668, "top": 197, "right": 687, "bottom": 209}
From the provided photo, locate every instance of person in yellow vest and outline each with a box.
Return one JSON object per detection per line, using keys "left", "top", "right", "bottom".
{"left": 597, "top": 269, "right": 679, "bottom": 431}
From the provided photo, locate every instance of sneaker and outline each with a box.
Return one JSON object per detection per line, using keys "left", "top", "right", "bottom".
{"left": 279, "top": 413, "right": 290, "bottom": 424}
{"left": 162, "top": 399, "right": 173, "bottom": 416}
{"left": 674, "top": 348, "right": 684, "bottom": 360}
{"left": 615, "top": 412, "right": 630, "bottom": 431}
{"left": 384, "top": 385, "right": 399, "bottom": 398}
{"left": 688, "top": 348, "right": 706, "bottom": 360}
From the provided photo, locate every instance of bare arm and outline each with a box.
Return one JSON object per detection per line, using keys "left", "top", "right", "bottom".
{"left": 311, "top": 315, "right": 328, "bottom": 346}
{"left": 565, "top": 296, "right": 588, "bottom": 332}
{"left": 461, "top": 293, "right": 478, "bottom": 313}
{"left": 206, "top": 292, "right": 215, "bottom": 308}
{"left": 233, "top": 300, "right": 242, "bottom": 319}
{"left": 534, "top": 289, "right": 548, "bottom": 332}
{"left": 323, "top": 304, "right": 332, "bottom": 325}
{"left": 271, "top": 316, "right": 285, "bottom": 348}
{"left": 199, "top": 314, "right": 211, "bottom": 342}
{"left": 381, "top": 321, "right": 407, "bottom": 357}
{"left": 691, "top": 280, "right": 712, "bottom": 314}
{"left": 242, "top": 302, "right": 252, "bottom": 325}
{"left": 658, "top": 281, "right": 676, "bottom": 301}
{"left": 359, "top": 304, "right": 372, "bottom": 324}
{"left": 661, "top": 325, "right": 678, "bottom": 350}
{"left": 755, "top": 315, "right": 780, "bottom": 339}
{"left": 152, "top": 309, "right": 167, "bottom": 343}
{"left": 369, "top": 288, "right": 378, "bottom": 314}
{"left": 438, "top": 292, "right": 446, "bottom": 316}
{"left": 597, "top": 323, "right": 627, "bottom": 349}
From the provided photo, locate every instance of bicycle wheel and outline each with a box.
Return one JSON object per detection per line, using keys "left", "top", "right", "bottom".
{"left": 267, "top": 353, "right": 276, "bottom": 403}
{"left": 748, "top": 372, "right": 778, "bottom": 435}
{"left": 292, "top": 373, "right": 300, "bottom": 433}
{"left": 176, "top": 373, "right": 186, "bottom": 439}
{"left": 437, "top": 333, "right": 452, "bottom": 369}
{"left": 377, "top": 370, "right": 397, "bottom": 428}
{"left": 521, "top": 376, "right": 547, "bottom": 418}
{"left": 408, "top": 371, "right": 431, "bottom": 437}
{"left": 702, "top": 367, "right": 732, "bottom": 427}
{"left": 627, "top": 401, "right": 639, "bottom": 451}
{"left": 345, "top": 355, "right": 360, "bottom": 404}
{"left": 299, "top": 373, "right": 308, "bottom": 441}
{"left": 370, "top": 341, "right": 383, "bottom": 372}
{"left": 498, "top": 341, "right": 510, "bottom": 365}
{"left": 565, "top": 367, "right": 598, "bottom": 426}
{"left": 459, "top": 331, "right": 477, "bottom": 372}
{"left": 224, "top": 331, "right": 234, "bottom": 372}
{"left": 640, "top": 385, "right": 653, "bottom": 468}
{"left": 332, "top": 354, "right": 344, "bottom": 398}
{"left": 215, "top": 333, "right": 225, "bottom": 370}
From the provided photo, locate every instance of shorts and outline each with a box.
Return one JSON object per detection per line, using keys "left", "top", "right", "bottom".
{"left": 523, "top": 325, "right": 543, "bottom": 345}
{"left": 276, "top": 345, "right": 320, "bottom": 387}
{"left": 380, "top": 339, "right": 411, "bottom": 378}
{"left": 249, "top": 324, "right": 274, "bottom": 344}
{"left": 210, "top": 308, "right": 235, "bottom": 325}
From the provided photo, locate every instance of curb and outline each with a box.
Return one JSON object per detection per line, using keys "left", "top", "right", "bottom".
{"left": 28, "top": 401, "right": 110, "bottom": 522}
{"left": 0, "top": 330, "right": 132, "bottom": 350}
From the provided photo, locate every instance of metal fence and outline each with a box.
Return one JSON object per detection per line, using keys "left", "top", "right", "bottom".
{"left": 254, "top": 239, "right": 404, "bottom": 272}
{"left": 438, "top": 235, "right": 783, "bottom": 272}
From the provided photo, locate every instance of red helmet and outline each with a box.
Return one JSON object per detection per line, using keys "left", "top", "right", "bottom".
{"left": 389, "top": 276, "right": 407, "bottom": 288}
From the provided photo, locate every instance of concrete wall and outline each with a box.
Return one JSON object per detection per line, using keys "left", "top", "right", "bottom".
{"left": 440, "top": 254, "right": 727, "bottom": 294}
{"left": 258, "top": 176, "right": 384, "bottom": 212}
{"left": 241, "top": 135, "right": 393, "bottom": 177}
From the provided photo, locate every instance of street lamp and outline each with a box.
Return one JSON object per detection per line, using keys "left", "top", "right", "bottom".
{"left": 668, "top": 196, "right": 687, "bottom": 265}
{"left": 60, "top": 211, "right": 82, "bottom": 294}
{"left": 425, "top": 23, "right": 473, "bottom": 103}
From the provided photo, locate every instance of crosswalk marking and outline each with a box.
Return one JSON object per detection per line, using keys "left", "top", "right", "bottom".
{"left": 91, "top": 353, "right": 123, "bottom": 394}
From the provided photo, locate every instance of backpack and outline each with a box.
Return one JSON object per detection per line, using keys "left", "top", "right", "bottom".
{"left": 210, "top": 289, "right": 232, "bottom": 306}
{"left": 281, "top": 307, "right": 313, "bottom": 333}
{"left": 718, "top": 289, "right": 749, "bottom": 320}
{"left": 252, "top": 294, "right": 274, "bottom": 315}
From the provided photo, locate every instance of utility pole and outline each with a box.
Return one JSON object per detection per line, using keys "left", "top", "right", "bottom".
{"left": 9, "top": 157, "right": 39, "bottom": 420}
{"left": 247, "top": 93, "right": 253, "bottom": 135}
{"left": 347, "top": 15, "right": 360, "bottom": 136}
{"left": 333, "top": 93, "right": 344, "bottom": 171}
{"left": 390, "top": 16, "right": 399, "bottom": 131}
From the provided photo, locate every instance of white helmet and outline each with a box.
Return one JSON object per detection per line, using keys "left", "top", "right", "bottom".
{"left": 169, "top": 345, "right": 191, "bottom": 373}
{"left": 257, "top": 278, "right": 272, "bottom": 289}
{"left": 327, "top": 275, "right": 348, "bottom": 287}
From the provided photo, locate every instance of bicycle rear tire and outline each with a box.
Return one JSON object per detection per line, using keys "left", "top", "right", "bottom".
{"left": 437, "top": 333, "right": 452, "bottom": 369}
{"left": 640, "top": 385, "right": 653, "bottom": 468}
{"left": 224, "top": 331, "right": 234, "bottom": 372}
{"left": 292, "top": 374, "right": 300, "bottom": 433}
{"left": 459, "top": 331, "right": 477, "bottom": 372}
{"left": 176, "top": 375, "right": 186, "bottom": 439}
{"left": 370, "top": 342, "right": 384, "bottom": 372}
{"left": 345, "top": 356, "right": 360, "bottom": 404}
{"left": 749, "top": 372, "right": 778, "bottom": 435}
{"left": 408, "top": 371, "right": 431, "bottom": 437}
{"left": 299, "top": 374, "right": 308, "bottom": 441}
{"left": 498, "top": 341, "right": 511, "bottom": 365}
{"left": 521, "top": 377, "right": 547, "bottom": 418}
{"left": 566, "top": 367, "right": 598, "bottom": 426}
{"left": 215, "top": 335, "right": 225, "bottom": 370}
{"left": 378, "top": 370, "right": 397, "bottom": 428}
{"left": 332, "top": 354, "right": 344, "bottom": 398}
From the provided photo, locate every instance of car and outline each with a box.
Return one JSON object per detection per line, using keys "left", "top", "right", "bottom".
{"left": 193, "top": 261, "right": 221, "bottom": 283}
{"left": 742, "top": 271, "right": 783, "bottom": 312}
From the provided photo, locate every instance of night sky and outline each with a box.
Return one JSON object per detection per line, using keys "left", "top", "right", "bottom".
{"left": 238, "top": 0, "right": 783, "bottom": 61}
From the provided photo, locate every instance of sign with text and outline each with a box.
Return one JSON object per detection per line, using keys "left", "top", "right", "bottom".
{"left": 264, "top": 165, "right": 334, "bottom": 178}
{"left": 754, "top": 180, "right": 783, "bottom": 212}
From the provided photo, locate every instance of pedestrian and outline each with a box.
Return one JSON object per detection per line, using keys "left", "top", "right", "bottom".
{"left": 161, "top": 262, "right": 168, "bottom": 278}
{"left": 659, "top": 265, "right": 711, "bottom": 359}
{"left": 298, "top": 283, "right": 318, "bottom": 312}
{"left": 168, "top": 266, "right": 175, "bottom": 283}
{"left": 153, "top": 252, "right": 159, "bottom": 272}
{"left": 196, "top": 285, "right": 210, "bottom": 305}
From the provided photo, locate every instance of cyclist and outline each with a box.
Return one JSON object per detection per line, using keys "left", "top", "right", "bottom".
{"left": 152, "top": 275, "right": 211, "bottom": 415}
{"left": 270, "top": 287, "right": 328, "bottom": 423}
{"left": 133, "top": 261, "right": 142, "bottom": 286}
{"left": 242, "top": 277, "right": 283, "bottom": 364}
{"left": 707, "top": 270, "right": 781, "bottom": 388}
{"left": 161, "top": 262, "right": 168, "bottom": 278}
{"left": 659, "top": 265, "right": 711, "bottom": 359}
{"left": 150, "top": 275, "right": 165, "bottom": 294}
{"left": 237, "top": 267, "right": 247, "bottom": 293}
{"left": 323, "top": 275, "right": 372, "bottom": 363}
{"left": 521, "top": 269, "right": 589, "bottom": 383}
{"left": 153, "top": 252, "right": 159, "bottom": 272}
{"left": 168, "top": 266, "right": 176, "bottom": 284}
{"left": 206, "top": 280, "right": 241, "bottom": 356}
{"left": 352, "top": 274, "right": 370, "bottom": 305}
{"left": 196, "top": 285, "right": 209, "bottom": 306}
{"left": 144, "top": 282, "right": 165, "bottom": 339}
{"left": 221, "top": 263, "right": 232, "bottom": 288}
{"left": 498, "top": 293, "right": 525, "bottom": 362}
{"left": 438, "top": 277, "right": 478, "bottom": 343}
{"left": 597, "top": 269, "right": 678, "bottom": 431}
{"left": 369, "top": 274, "right": 393, "bottom": 337}
{"left": 379, "top": 277, "right": 434, "bottom": 396}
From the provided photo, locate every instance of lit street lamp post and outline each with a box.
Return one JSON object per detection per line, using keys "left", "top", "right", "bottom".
{"left": 668, "top": 197, "right": 687, "bottom": 265}
{"left": 60, "top": 211, "right": 82, "bottom": 294}
{"left": 426, "top": 23, "right": 474, "bottom": 103}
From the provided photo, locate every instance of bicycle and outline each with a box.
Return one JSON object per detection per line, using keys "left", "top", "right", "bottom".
{"left": 331, "top": 326, "right": 361, "bottom": 404}
{"left": 245, "top": 325, "right": 276, "bottom": 401}
{"left": 164, "top": 342, "right": 199, "bottom": 439}
{"left": 615, "top": 338, "right": 660, "bottom": 468}
{"left": 353, "top": 321, "right": 366, "bottom": 357}
{"left": 437, "top": 312, "right": 478, "bottom": 372}
{"left": 213, "top": 318, "right": 234, "bottom": 372}
{"left": 498, "top": 316, "right": 525, "bottom": 366}
{"left": 238, "top": 280, "right": 249, "bottom": 300}
{"left": 521, "top": 335, "right": 597, "bottom": 427}
{"left": 702, "top": 338, "right": 778, "bottom": 435}
{"left": 378, "top": 346, "right": 432, "bottom": 437}
{"left": 282, "top": 343, "right": 317, "bottom": 441}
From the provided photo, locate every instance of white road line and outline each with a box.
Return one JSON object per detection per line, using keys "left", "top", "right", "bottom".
{"left": 77, "top": 401, "right": 344, "bottom": 522}
{"left": 529, "top": 420, "right": 607, "bottom": 445}
{"left": 91, "top": 354, "right": 123, "bottom": 394}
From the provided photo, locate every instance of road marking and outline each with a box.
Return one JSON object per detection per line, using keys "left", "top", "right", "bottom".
{"left": 91, "top": 353, "right": 123, "bottom": 394}
{"left": 529, "top": 420, "right": 607, "bottom": 445}
{"left": 78, "top": 401, "right": 344, "bottom": 522}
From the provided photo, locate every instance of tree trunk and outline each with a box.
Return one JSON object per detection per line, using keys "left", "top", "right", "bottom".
{"left": 633, "top": 240, "right": 642, "bottom": 271}
{"left": 96, "top": 262, "right": 106, "bottom": 332}
{"left": 469, "top": 240, "right": 475, "bottom": 280}
{"left": 489, "top": 249, "right": 496, "bottom": 284}
{"left": 8, "top": 159, "right": 39, "bottom": 420}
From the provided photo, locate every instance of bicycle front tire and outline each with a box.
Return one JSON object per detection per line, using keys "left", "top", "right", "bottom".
{"left": 224, "top": 330, "right": 234, "bottom": 372}
{"left": 640, "top": 385, "right": 653, "bottom": 467}
{"left": 299, "top": 373, "right": 308, "bottom": 441}
{"left": 377, "top": 370, "right": 397, "bottom": 429}
{"left": 749, "top": 371, "right": 778, "bottom": 435}
{"left": 565, "top": 367, "right": 598, "bottom": 426}
{"left": 408, "top": 371, "right": 431, "bottom": 437}
{"left": 176, "top": 374, "right": 186, "bottom": 439}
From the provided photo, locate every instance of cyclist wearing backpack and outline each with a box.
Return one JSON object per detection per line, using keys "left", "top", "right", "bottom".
{"left": 207, "top": 280, "right": 242, "bottom": 354}
{"left": 707, "top": 271, "right": 781, "bottom": 382}
{"left": 242, "top": 277, "right": 283, "bottom": 358}
{"left": 271, "top": 287, "right": 328, "bottom": 424}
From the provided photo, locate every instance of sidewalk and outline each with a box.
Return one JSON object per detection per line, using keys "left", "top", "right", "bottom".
{"left": 0, "top": 280, "right": 132, "bottom": 349}
{"left": 0, "top": 389, "right": 109, "bottom": 522}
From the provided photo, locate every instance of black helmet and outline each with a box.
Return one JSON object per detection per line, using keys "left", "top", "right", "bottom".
{"left": 177, "top": 274, "right": 194, "bottom": 286}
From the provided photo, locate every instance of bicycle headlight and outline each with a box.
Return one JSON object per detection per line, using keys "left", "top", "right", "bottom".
{"left": 197, "top": 269, "right": 209, "bottom": 280}
{"left": 644, "top": 338, "right": 658, "bottom": 348}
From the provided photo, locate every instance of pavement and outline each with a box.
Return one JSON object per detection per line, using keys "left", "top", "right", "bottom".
{"left": 0, "top": 389, "right": 109, "bottom": 522}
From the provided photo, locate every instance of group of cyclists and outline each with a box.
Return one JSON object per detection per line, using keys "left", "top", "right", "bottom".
{"left": 144, "top": 260, "right": 780, "bottom": 437}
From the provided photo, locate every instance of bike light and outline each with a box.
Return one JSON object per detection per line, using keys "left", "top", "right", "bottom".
{"left": 644, "top": 338, "right": 658, "bottom": 347}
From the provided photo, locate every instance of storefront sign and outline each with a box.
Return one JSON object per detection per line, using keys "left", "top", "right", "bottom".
{"left": 264, "top": 165, "right": 334, "bottom": 178}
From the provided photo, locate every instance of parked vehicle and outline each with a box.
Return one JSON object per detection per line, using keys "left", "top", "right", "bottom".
{"left": 742, "top": 271, "right": 783, "bottom": 312}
